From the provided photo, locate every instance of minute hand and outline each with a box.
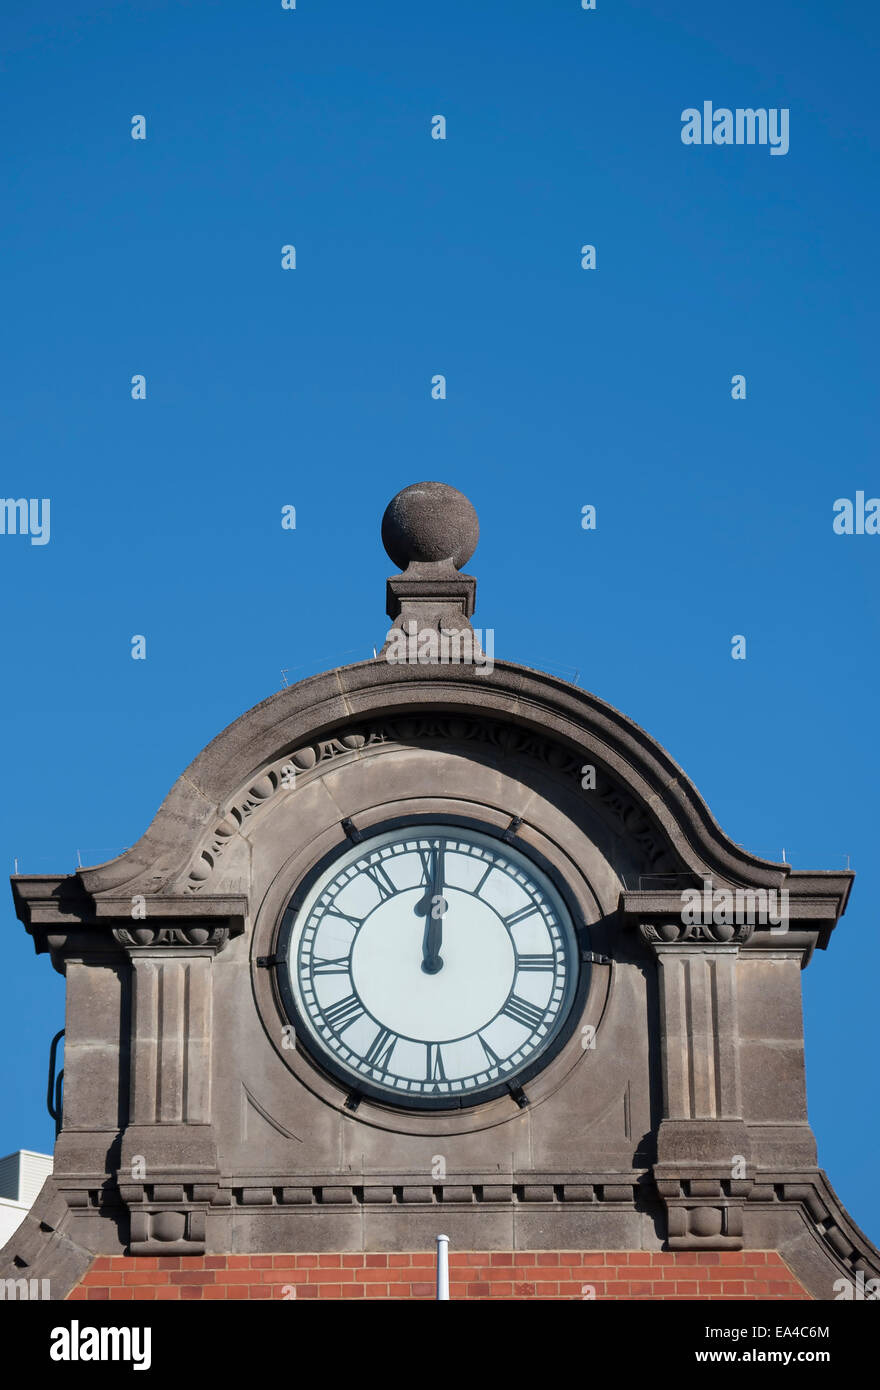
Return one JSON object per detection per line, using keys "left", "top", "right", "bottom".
{"left": 421, "top": 845, "right": 445, "bottom": 974}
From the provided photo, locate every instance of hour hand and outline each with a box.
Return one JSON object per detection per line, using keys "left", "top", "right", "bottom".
{"left": 421, "top": 912, "right": 444, "bottom": 974}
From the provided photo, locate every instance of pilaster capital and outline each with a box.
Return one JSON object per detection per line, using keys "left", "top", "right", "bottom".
{"left": 112, "top": 923, "right": 231, "bottom": 955}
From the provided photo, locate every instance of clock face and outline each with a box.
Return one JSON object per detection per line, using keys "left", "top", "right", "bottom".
{"left": 279, "top": 823, "right": 580, "bottom": 1106}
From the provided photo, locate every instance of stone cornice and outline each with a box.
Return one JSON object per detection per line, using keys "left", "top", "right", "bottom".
{"left": 621, "top": 881, "right": 850, "bottom": 963}
{"left": 4, "top": 1166, "right": 877, "bottom": 1300}
{"left": 9, "top": 880, "right": 247, "bottom": 968}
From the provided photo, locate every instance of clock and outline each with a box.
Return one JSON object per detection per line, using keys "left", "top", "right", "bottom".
{"left": 277, "top": 822, "right": 582, "bottom": 1108}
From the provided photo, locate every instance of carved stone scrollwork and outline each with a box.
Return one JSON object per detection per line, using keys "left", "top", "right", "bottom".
{"left": 185, "top": 715, "right": 678, "bottom": 891}
{"left": 113, "top": 925, "right": 230, "bottom": 953}
{"left": 639, "top": 920, "right": 755, "bottom": 947}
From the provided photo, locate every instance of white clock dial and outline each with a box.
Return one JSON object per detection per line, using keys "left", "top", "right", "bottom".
{"left": 280, "top": 824, "right": 580, "bottom": 1105}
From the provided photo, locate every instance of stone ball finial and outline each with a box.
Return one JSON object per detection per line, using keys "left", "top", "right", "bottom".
{"left": 381, "top": 481, "right": 479, "bottom": 572}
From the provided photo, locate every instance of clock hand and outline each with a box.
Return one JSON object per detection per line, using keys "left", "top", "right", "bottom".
{"left": 414, "top": 870, "right": 433, "bottom": 918}
{"left": 418, "top": 843, "right": 446, "bottom": 974}
{"left": 414, "top": 843, "right": 444, "bottom": 916}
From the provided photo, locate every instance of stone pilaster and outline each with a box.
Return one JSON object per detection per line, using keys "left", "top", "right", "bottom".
{"left": 649, "top": 940, "right": 751, "bottom": 1249}
{"left": 627, "top": 899, "right": 755, "bottom": 1249}
{"left": 112, "top": 925, "right": 229, "bottom": 1254}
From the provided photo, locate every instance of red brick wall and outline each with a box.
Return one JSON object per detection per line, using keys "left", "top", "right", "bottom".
{"left": 67, "top": 1250, "right": 810, "bottom": 1300}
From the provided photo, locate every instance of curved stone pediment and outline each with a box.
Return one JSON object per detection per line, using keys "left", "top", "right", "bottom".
{"left": 61, "top": 659, "right": 838, "bottom": 903}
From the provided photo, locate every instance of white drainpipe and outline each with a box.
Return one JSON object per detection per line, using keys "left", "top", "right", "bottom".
{"left": 436, "top": 1233, "right": 450, "bottom": 1300}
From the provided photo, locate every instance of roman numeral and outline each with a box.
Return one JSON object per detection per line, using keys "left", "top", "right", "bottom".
{"left": 417, "top": 848, "right": 434, "bottom": 884}
{"left": 364, "top": 861, "right": 397, "bottom": 900}
{"left": 473, "top": 863, "right": 494, "bottom": 897}
{"left": 475, "top": 1033, "right": 501, "bottom": 1068}
{"left": 503, "top": 904, "right": 539, "bottom": 928}
{"left": 322, "top": 994, "right": 365, "bottom": 1032}
{"left": 325, "top": 909, "right": 364, "bottom": 932}
{"left": 516, "top": 953, "right": 555, "bottom": 971}
{"left": 365, "top": 1027, "right": 398, "bottom": 1070}
{"left": 502, "top": 995, "right": 545, "bottom": 1030}
{"left": 311, "top": 956, "right": 351, "bottom": 975}
{"left": 426, "top": 1043, "right": 446, "bottom": 1081}
{"left": 416, "top": 842, "right": 444, "bottom": 881}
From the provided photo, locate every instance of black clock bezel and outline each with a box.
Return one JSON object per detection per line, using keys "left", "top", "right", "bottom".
{"left": 273, "top": 812, "right": 593, "bottom": 1112}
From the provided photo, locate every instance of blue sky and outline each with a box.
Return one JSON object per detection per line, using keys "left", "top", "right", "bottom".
{"left": 2, "top": 1, "right": 878, "bottom": 1242}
